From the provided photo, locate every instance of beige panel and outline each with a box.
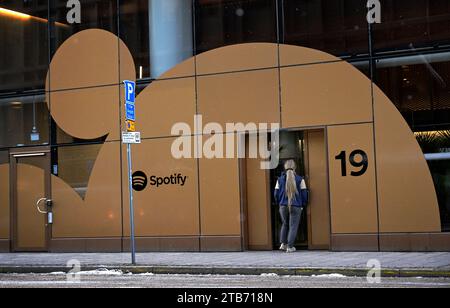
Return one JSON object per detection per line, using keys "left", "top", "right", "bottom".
{"left": 122, "top": 138, "right": 199, "bottom": 237}
{"left": 374, "top": 87, "right": 441, "bottom": 233}
{"left": 198, "top": 69, "right": 280, "bottom": 130}
{"left": 0, "top": 164, "right": 9, "bottom": 239}
{"left": 306, "top": 130, "right": 330, "bottom": 249}
{"left": 48, "top": 29, "right": 121, "bottom": 91}
{"left": 49, "top": 86, "right": 120, "bottom": 141}
{"left": 280, "top": 45, "right": 339, "bottom": 67}
{"left": 327, "top": 123, "right": 378, "bottom": 234}
{"left": 52, "top": 142, "right": 122, "bottom": 238}
{"left": 281, "top": 63, "right": 372, "bottom": 128}
{"left": 125, "top": 77, "right": 196, "bottom": 139}
{"left": 200, "top": 154, "right": 241, "bottom": 236}
{"left": 17, "top": 164, "right": 46, "bottom": 248}
{"left": 245, "top": 157, "right": 272, "bottom": 249}
{"left": 196, "top": 43, "right": 278, "bottom": 75}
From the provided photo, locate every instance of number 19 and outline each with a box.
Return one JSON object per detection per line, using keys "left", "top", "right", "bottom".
{"left": 335, "top": 150, "right": 369, "bottom": 177}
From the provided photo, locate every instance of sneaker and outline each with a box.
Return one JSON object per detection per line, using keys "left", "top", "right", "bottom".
{"left": 286, "top": 247, "right": 297, "bottom": 253}
{"left": 279, "top": 244, "right": 288, "bottom": 251}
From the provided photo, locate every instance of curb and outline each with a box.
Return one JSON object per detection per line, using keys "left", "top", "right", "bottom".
{"left": 1, "top": 265, "right": 449, "bottom": 278}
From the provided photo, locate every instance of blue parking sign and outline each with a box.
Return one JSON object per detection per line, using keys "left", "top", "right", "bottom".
{"left": 124, "top": 80, "right": 136, "bottom": 104}
{"left": 126, "top": 103, "right": 136, "bottom": 122}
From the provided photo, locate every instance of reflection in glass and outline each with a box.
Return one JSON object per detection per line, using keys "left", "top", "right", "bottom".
{"left": 0, "top": 2, "right": 49, "bottom": 92}
{"left": 120, "top": 0, "right": 194, "bottom": 80}
{"left": 0, "top": 95, "right": 50, "bottom": 148}
{"left": 283, "top": 0, "right": 369, "bottom": 58}
{"left": 195, "top": 0, "right": 278, "bottom": 55}
{"left": 373, "top": 0, "right": 450, "bottom": 53}
{"left": 375, "top": 53, "right": 450, "bottom": 131}
{"left": 53, "top": 144, "right": 103, "bottom": 199}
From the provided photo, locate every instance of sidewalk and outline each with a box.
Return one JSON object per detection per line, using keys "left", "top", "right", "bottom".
{"left": 1, "top": 251, "right": 449, "bottom": 277}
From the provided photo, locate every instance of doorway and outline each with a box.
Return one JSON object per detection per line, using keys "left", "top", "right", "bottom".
{"left": 243, "top": 129, "right": 330, "bottom": 251}
{"left": 270, "top": 131, "right": 308, "bottom": 249}
{"left": 10, "top": 148, "right": 51, "bottom": 252}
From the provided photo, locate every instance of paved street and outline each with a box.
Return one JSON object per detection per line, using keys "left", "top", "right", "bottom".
{"left": 0, "top": 272, "right": 449, "bottom": 288}
{"left": 1, "top": 251, "right": 449, "bottom": 269}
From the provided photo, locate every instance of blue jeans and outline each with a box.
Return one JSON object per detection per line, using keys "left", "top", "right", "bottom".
{"left": 279, "top": 206, "right": 303, "bottom": 248}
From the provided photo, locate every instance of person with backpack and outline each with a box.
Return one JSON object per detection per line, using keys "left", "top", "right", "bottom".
{"left": 274, "top": 160, "right": 309, "bottom": 253}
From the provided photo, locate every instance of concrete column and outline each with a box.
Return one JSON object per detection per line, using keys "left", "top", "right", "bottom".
{"left": 149, "top": 0, "right": 193, "bottom": 78}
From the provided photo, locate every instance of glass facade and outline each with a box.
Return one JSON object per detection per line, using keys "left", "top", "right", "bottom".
{"left": 195, "top": 0, "right": 278, "bottom": 54}
{"left": 53, "top": 143, "right": 103, "bottom": 199}
{"left": 282, "top": 0, "right": 369, "bottom": 59}
{"left": 0, "top": 1, "right": 48, "bottom": 93}
{"left": 373, "top": 0, "right": 450, "bottom": 53}
{"left": 0, "top": 0, "right": 449, "bottom": 232}
{"left": 120, "top": 0, "right": 194, "bottom": 80}
{"left": 0, "top": 94, "right": 50, "bottom": 148}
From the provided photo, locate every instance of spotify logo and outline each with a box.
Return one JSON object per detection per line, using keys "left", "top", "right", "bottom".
{"left": 132, "top": 171, "right": 148, "bottom": 192}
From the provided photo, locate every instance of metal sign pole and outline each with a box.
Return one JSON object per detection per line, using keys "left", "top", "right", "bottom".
{"left": 127, "top": 142, "right": 136, "bottom": 265}
{"left": 123, "top": 80, "right": 138, "bottom": 265}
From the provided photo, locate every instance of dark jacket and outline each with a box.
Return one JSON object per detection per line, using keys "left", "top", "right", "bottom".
{"left": 274, "top": 173, "right": 309, "bottom": 208}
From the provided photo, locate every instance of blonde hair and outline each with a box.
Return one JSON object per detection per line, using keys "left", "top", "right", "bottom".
{"left": 285, "top": 160, "right": 298, "bottom": 210}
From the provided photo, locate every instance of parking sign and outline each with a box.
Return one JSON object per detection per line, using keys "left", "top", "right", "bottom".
{"left": 124, "top": 80, "right": 136, "bottom": 104}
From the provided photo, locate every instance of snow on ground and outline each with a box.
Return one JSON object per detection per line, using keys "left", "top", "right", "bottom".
{"left": 260, "top": 273, "right": 279, "bottom": 277}
{"left": 311, "top": 274, "right": 348, "bottom": 279}
{"left": 49, "top": 269, "right": 124, "bottom": 276}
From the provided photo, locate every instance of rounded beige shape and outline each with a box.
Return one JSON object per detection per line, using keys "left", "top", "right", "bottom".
{"left": 43, "top": 27, "right": 441, "bottom": 241}
{"left": 177, "top": 43, "right": 441, "bottom": 235}
{"left": 46, "top": 29, "right": 135, "bottom": 141}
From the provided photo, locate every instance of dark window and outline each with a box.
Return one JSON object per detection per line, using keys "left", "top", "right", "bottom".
{"left": 283, "top": 0, "right": 369, "bottom": 59}
{"left": 0, "top": 1, "right": 49, "bottom": 93}
{"left": 0, "top": 94, "right": 50, "bottom": 148}
{"left": 195, "top": 0, "right": 278, "bottom": 55}
{"left": 375, "top": 54, "right": 450, "bottom": 131}
{"left": 415, "top": 131, "right": 450, "bottom": 232}
{"left": 120, "top": 0, "right": 194, "bottom": 80}
{"left": 373, "top": 0, "right": 450, "bottom": 54}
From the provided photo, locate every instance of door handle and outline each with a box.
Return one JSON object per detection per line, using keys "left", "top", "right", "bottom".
{"left": 36, "top": 198, "right": 49, "bottom": 214}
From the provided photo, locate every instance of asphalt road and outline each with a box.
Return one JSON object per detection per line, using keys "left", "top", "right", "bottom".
{"left": 0, "top": 272, "right": 449, "bottom": 288}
